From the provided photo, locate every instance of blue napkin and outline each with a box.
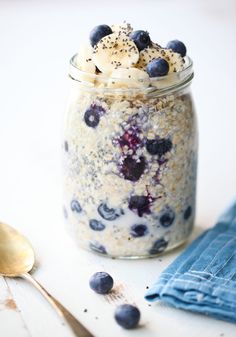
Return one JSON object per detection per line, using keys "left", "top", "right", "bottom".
{"left": 145, "top": 200, "right": 236, "bottom": 323}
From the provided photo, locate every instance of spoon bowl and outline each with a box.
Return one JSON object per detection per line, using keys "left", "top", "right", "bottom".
{"left": 0, "top": 222, "right": 34, "bottom": 277}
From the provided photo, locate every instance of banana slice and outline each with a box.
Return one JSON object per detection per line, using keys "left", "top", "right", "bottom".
{"left": 136, "top": 46, "right": 184, "bottom": 73}
{"left": 92, "top": 33, "right": 139, "bottom": 74}
{"left": 75, "top": 44, "right": 96, "bottom": 73}
{"left": 151, "top": 42, "right": 162, "bottom": 49}
{"left": 108, "top": 68, "right": 150, "bottom": 89}
{"left": 75, "top": 44, "right": 96, "bottom": 85}
{"left": 111, "top": 22, "right": 133, "bottom": 36}
{"left": 162, "top": 49, "right": 185, "bottom": 73}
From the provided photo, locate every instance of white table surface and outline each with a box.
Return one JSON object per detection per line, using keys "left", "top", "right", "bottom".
{"left": 0, "top": 0, "right": 236, "bottom": 336}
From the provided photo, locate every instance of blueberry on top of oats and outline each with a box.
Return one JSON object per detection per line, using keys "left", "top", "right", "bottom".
{"left": 146, "top": 58, "right": 169, "bottom": 77}
{"left": 130, "top": 30, "right": 151, "bottom": 51}
{"left": 166, "top": 39, "right": 187, "bottom": 57}
{"left": 89, "top": 24, "right": 113, "bottom": 47}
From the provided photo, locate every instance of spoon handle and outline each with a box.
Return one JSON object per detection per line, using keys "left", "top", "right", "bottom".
{"left": 22, "top": 273, "right": 93, "bottom": 337}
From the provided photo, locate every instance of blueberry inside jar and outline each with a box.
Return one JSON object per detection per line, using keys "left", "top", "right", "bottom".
{"left": 62, "top": 22, "right": 198, "bottom": 258}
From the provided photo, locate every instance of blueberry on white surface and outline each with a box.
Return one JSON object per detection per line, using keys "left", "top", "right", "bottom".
{"left": 89, "top": 272, "right": 114, "bottom": 294}
{"left": 89, "top": 24, "right": 113, "bottom": 47}
{"left": 114, "top": 304, "right": 140, "bottom": 329}
{"left": 146, "top": 58, "right": 169, "bottom": 77}
{"left": 166, "top": 39, "right": 187, "bottom": 57}
{"left": 130, "top": 30, "right": 151, "bottom": 51}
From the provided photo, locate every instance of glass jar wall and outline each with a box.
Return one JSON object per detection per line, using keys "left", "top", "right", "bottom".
{"left": 62, "top": 56, "right": 197, "bottom": 258}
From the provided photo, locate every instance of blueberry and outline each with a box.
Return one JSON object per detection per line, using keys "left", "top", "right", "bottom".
{"left": 89, "top": 219, "right": 106, "bottom": 231}
{"left": 184, "top": 206, "right": 192, "bottom": 220}
{"left": 118, "top": 127, "right": 141, "bottom": 151}
{"left": 146, "top": 58, "right": 169, "bottom": 77}
{"left": 114, "top": 304, "right": 140, "bottom": 329}
{"left": 89, "top": 242, "right": 107, "bottom": 255}
{"left": 121, "top": 156, "right": 146, "bottom": 182}
{"left": 98, "top": 203, "right": 123, "bottom": 221}
{"left": 146, "top": 138, "right": 172, "bottom": 156}
{"left": 128, "top": 195, "right": 152, "bottom": 217}
{"left": 89, "top": 24, "right": 113, "bottom": 47}
{"left": 84, "top": 108, "right": 100, "bottom": 128}
{"left": 149, "top": 238, "right": 168, "bottom": 255}
{"left": 130, "top": 30, "right": 151, "bottom": 51}
{"left": 159, "top": 206, "right": 175, "bottom": 227}
{"left": 84, "top": 104, "right": 105, "bottom": 128}
{"left": 70, "top": 200, "right": 82, "bottom": 213}
{"left": 64, "top": 141, "right": 69, "bottom": 152}
{"left": 130, "top": 224, "right": 148, "bottom": 237}
{"left": 166, "top": 40, "right": 187, "bottom": 57}
{"left": 89, "top": 272, "right": 113, "bottom": 294}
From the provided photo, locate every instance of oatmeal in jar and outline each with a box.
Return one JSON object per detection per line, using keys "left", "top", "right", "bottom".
{"left": 63, "top": 22, "right": 197, "bottom": 258}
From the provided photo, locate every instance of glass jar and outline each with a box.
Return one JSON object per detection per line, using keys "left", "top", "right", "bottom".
{"left": 62, "top": 55, "right": 197, "bottom": 258}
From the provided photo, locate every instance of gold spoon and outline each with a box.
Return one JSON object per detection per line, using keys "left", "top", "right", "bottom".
{"left": 0, "top": 222, "right": 93, "bottom": 337}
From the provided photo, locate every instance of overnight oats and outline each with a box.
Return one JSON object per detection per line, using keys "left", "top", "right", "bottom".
{"left": 62, "top": 22, "right": 197, "bottom": 258}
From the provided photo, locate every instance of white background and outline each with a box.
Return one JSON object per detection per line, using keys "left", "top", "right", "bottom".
{"left": 0, "top": 0, "right": 236, "bottom": 336}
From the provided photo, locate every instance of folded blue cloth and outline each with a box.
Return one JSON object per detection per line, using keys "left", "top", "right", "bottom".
{"left": 145, "top": 200, "right": 236, "bottom": 323}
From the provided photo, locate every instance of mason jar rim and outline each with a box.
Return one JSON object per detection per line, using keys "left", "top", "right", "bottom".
{"left": 69, "top": 54, "right": 194, "bottom": 95}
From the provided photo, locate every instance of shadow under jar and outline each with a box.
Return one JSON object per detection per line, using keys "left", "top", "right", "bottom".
{"left": 62, "top": 55, "right": 198, "bottom": 259}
